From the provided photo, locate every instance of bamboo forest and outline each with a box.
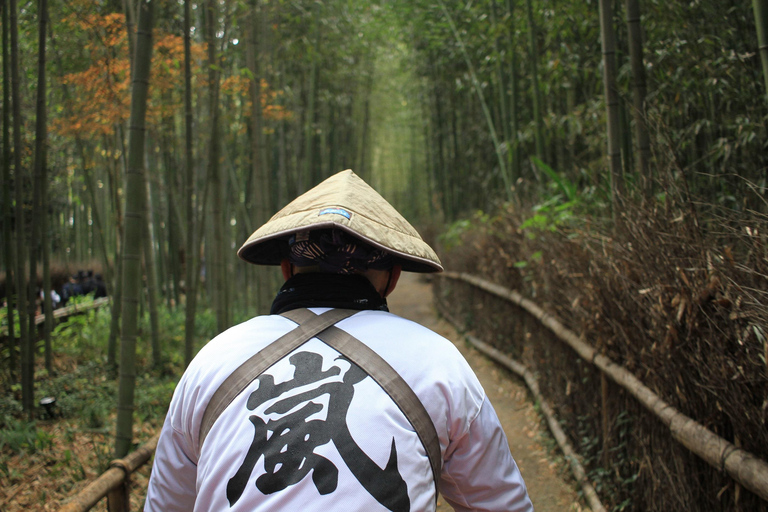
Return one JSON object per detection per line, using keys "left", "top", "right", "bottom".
{"left": 2, "top": 0, "right": 768, "bottom": 510}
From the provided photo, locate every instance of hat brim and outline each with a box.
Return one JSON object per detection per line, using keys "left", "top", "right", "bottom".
{"left": 238, "top": 219, "right": 443, "bottom": 274}
{"left": 237, "top": 171, "right": 443, "bottom": 273}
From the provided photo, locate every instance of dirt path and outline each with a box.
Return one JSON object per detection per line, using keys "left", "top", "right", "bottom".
{"left": 388, "top": 273, "right": 585, "bottom": 512}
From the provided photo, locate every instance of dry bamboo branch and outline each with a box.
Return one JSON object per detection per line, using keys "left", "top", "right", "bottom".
{"left": 59, "top": 432, "right": 159, "bottom": 512}
{"left": 439, "top": 272, "right": 768, "bottom": 502}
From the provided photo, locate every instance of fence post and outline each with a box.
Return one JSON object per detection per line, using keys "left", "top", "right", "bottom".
{"left": 601, "top": 374, "right": 611, "bottom": 467}
{"left": 107, "top": 459, "right": 131, "bottom": 512}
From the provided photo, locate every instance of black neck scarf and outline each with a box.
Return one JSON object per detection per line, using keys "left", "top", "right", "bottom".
{"left": 270, "top": 273, "right": 389, "bottom": 315}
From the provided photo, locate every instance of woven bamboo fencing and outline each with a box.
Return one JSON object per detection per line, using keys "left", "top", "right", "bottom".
{"left": 438, "top": 271, "right": 768, "bottom": 503}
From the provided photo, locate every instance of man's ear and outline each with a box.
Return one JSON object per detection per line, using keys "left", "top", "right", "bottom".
{"left": 384, "top": 265, "right": 402, "bottom": 297}
{"left": 280, "top": 259, "right": 293, "bottom": 280}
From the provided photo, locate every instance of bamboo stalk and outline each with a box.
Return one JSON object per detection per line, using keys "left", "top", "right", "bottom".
{"left": 59, "top": 433, "right": 159, "bottom": 512}
{"left": 601, "top": 373, "right": 611, "bottom": 468}
{"left": 754, "top": 0, "right": 768, "bottom": 104}
{"left": 625, "top": 0, "right": 651, "bottom": 195}
{"left": 598, "top": 0, "right": 624, "bottom": 214}
{"left": 439, "top": 272, "right": 768, "bottom": 502}
{"left": 115, "top": 0, "right": 155, "bottom": 459}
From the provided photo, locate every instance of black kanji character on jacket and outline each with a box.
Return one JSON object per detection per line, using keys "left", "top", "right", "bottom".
{"left": 227, "top": 351, "right": 409, "bottom": 512}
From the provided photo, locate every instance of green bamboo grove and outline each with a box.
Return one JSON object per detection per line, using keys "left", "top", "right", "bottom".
{"left": 1, "top": 0, "right": 766, "bottom": 466}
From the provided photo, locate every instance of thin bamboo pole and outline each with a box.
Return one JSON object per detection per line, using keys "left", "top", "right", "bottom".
{"left": 598, "top": 0, "right": 624, "bottom": 214}
{"left": 625, "top": 0, "right": 651, "bottom": 195}
{"left": 115, "top": 0, "right": 154, "bottom": 458}
{"left": 525, "top": 0, "right": 545, "bottom": 161}
{"left": 11, "top": 0, "right": 31, "bottom": 415}
{"left": 183, "top": 0, "right": 198, "bottom": 368}
{"left": 2, "top": 0, "right": 16, "bottom": 381}
{"left": 754, "top": 0, "right": 768, "bottom": 103}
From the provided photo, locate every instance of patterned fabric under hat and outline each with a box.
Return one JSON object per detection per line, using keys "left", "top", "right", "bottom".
{"left": 288, "top": 229, "right": 393, "bottom": 274}
{"left": 238, "top": 169, "right": 443, "bottom": 273}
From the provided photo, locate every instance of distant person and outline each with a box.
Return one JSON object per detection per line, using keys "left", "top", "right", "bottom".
{"left": 145, "top": 170, "right": 533, "bottom": 511}
{"left": 39, "top": 288, "right": 61, "bottom": 312}
{"left": 80, "top": 270, "right": 95, "bottom": 296}
{"left": 92, "top": 273, "right": 107, "bottom": 299}
{"left": 61, "top": 273, "right": 83, "bottom": 306}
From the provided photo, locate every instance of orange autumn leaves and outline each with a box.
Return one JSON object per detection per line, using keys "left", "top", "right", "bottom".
{"left": 53, "top": 12, "right": 131, "bottom": 137}
{"left": 221, "top": 75, "right": 292, "bottom": 134}
{"left": 53, "top": 12, "right": 290, "bottom": 139}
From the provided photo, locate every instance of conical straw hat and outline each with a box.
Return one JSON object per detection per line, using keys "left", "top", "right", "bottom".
{"left": 238, "top": 170, "right": 443, "bottom": 273}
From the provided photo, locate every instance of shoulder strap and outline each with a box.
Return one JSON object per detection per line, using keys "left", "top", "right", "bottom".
{"left": 198, "top": 308, "right": 356, "bottom": 447}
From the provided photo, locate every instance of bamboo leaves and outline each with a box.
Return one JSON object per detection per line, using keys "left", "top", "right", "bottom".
{"left": 437, "top": 0, "right": 512, "bottom": 202}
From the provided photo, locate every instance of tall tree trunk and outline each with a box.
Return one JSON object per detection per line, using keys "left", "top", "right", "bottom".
{"left": 107, "top": 251, "right": 122, "bottom": 373}
{"left": 157, "top": 178, "right": 172, "bottom": 309}
{"left": 205, "top": 0, "right": 226, "bottom": 334}
{"left": 10, "top": 0, "right": 30, "bottom": 412}
{"left": 505, "top": 0, "right": 521, "bottom": 182}
{"left": 490, "top": 0, "right": 510, "bottom": 146}
{"left": 626, "top": 0, "right": 651, "bottom": 196}
{"left": 2, "top": 0, "right": 17, "bottom": 382}
{"left": 525, "top": 0, "right": 545, "bottom": 162}
{"left": 123, "top": 0, "right": 136, "bottom": 63}
{"left": 754, "top": 0, "right": 768, "bottom": 104}
{"left": 277, "top": 61, "right": 288, "bottom": 206}
{"left": 183, "top": 0, "right": 198, "bottom": 367}
{"left": 33, "top": 0, "right": 52, "bottom": 374}
{"left": 115, "top": 0, "right": 154, "bottom": 458}
{"left": 144, "top": 177, "right": 161, "bottom": 369}
{"left": 599, "top": 0, "right": 624, "bottom": 218}
{"left": 247, "top": 2, "right": 266, "bottom": 224}
{"left": 431, "top": 79, "right": 448, "bottom": 218}
{"left": 302, "top": 15, "right": 319, "bottom": 192}
{"left": 41, "top": 184, "right": 52, "bottom": 372}
{"left": 158, "top": 96, "right": 180, "bottom": 309}
{"left": 107, "top": 135, "right": 124, "bottom": 373}
{"left": 246, "top": 2, "right": 273, "bottom": 314}
{"left": 450, "top": 91, "right": 460, "bottom": 212}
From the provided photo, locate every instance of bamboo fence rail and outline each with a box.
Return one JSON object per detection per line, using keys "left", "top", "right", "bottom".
{"left": 439, "top": 271, "right": 768, "bottom": 503}
{"left": 0, "top": 297, "right": 110, "bottom": 336}
{"left": 58, "top": 432, "right": 159, "bottom": 512}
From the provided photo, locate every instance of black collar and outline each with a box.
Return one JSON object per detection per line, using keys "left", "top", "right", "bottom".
{"left": 270, "top": 273, "right": 389, "bottom": 315}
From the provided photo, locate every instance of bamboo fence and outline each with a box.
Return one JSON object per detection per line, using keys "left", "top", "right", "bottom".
{"left": 0, "top": 297, "right": 110, "bottom": 337}
{"left": 58, "top": 432, "right": 159, "bottom": 512}
{"left": 439, "top": 271, "right": 768, "bottom": 503}
{"left": 437, "top": 303, "right": 607, "bottom": 512}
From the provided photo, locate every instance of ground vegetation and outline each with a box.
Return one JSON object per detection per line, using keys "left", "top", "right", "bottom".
{"left": 0, "top": 297, "right": 226, "bottom": 510}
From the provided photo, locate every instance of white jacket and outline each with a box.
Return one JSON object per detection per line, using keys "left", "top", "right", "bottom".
{"left": 145, "top": 309, "right": 533, "bottom": 512}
